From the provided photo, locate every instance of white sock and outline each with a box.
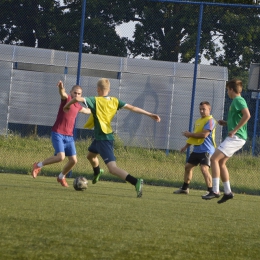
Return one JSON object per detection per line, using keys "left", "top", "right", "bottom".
{"left": 58, "top": 173, "right": 65, "bottom": 179}
{"left": 223, "top": 181, "right": 231, "bottom": 194}
{"left": 37, "top": 162, "right": 43, "bottom": 168}
{"left": 212, "top": 178, "right": 220, "bottom": 194}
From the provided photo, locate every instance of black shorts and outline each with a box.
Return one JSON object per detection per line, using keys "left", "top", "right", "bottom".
{"left": 187, "top": 152, "right": 211, "bottom": 167}
{"left": 88, "top": 139, "right": 116, "bottom": 164}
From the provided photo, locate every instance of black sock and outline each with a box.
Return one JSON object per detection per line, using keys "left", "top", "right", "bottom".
{"left": 182, "top": 182, "right": 189, "bottom": 190}
{"left": 208, "top": 187, "right": 213, "bottom": 192}
{"left": 93, "top": 166, "right": 100, "bottom": 176}
{"left": 125, "top": 174, "right": 137, "bottom": 186}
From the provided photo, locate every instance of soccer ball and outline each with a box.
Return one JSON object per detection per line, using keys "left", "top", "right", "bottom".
{"left": 73, "top": 176, "right": 88, "bottom": 191}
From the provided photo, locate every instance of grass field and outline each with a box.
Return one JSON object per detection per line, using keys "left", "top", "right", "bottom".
{"left": 1, "top": 173, "right": 260, "bottom": 260}
{"left": 1, "top": 134, "right": 260, "bottom": 195}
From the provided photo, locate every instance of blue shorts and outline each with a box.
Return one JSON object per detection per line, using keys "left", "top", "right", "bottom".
{"left": 88, "top": 139, "right": 116, "bottom": 164}
{"left": 51, "top": 131, "right": 76, "bottom": 156}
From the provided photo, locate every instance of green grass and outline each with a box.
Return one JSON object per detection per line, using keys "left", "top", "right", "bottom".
{"left": 0, "top": 134, "right": 260, "bottom": 195}
{"left": 0, "top": 173, "right": 260, "bottom": 260}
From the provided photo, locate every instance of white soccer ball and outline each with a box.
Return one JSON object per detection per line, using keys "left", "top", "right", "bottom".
{"left": 73, "top": 176, "right": 88, "bottom": 191}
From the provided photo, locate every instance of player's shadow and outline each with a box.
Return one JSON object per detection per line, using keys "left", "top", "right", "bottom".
{"left": 122, "top": 76, "right": 159, "bottom": 144}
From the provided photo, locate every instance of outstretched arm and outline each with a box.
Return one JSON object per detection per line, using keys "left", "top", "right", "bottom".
{"left": 57, "top": 81, "right": 68, "bottom": 100}
{"left": 63, "top": 96, "right": 86, "bottom": 112}
{"left": 123, "top": 104, "right": 161, "bottom": 122}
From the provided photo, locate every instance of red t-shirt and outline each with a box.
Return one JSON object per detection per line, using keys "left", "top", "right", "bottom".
{"left": 52, "top": 95, "right": 82, "bottom": 136}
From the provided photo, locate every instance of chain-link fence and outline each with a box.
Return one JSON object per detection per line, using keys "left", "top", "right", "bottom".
{"left": 0, "top": 44, "right": 227, "bottom": 149}
{"left": 1, "top": 0, "right": 260, "bottom": 194}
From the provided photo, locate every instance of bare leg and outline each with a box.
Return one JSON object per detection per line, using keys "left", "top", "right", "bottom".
{"left": 210, "top": 149, "right": 227, "bottom": 194}
{"left": 173, "top": 163, "right": 194, "bottom": 194}
{"left": 56, "top": 155, "right": 76, "bottom": 187}
{"left": 106, "top": 161, "right": 128, "bottom": 180}
{"left": 219, "top": 157, "right": 230, "bottom": 182}
{"left": 61, "top": 155, "right": 77, "bottom": 175}
{"left": 216, "top": 155, "right": 234, "bottom": 203}
{"left": 183, "top": 163, "right": 194, "bottom": 184}
{"left": 32, "top": 152, "right": 66, "bottom": 179}
{"left": 87, "top": 151, "right": 99, "bottom": 168}
{"left": 202, "top": 149, "right": 225, "bottom": 199}
{"left": 200, "top": 164, "right": 212, "bottom": 188}
{"left": 210, "top": 149, "right": 226, "bottom": 178}
{"left": 106, "top": 161, "right": 142, "bottom": 198}
{"left": 42, "top": 152, "right": 65, "bottom": 166}
{"left": 87, "top": 152, "right": 136, "bottom": 186}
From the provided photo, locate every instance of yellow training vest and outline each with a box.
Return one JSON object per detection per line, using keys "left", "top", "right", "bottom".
{"left": 186, "top": 115, "right": 216, "bottom": 147}
{"left": 83, "top": 97, "right": 119, "bottom": 134}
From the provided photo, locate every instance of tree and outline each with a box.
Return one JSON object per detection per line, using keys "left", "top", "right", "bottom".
{"left": 58, "top": 0, "right": 144, "bottom": 56}
{"left": 1, "top": 0, "right": 260, "bottom": 87}
{"left": 127, "top": 0, "right": 260, "bottom": 85}
{"left": 0, "top": 0, "right": 62, "bottom": 48}
{"left": 209, "top": 6, "right": 260, "bottom": 81}
{"left": 0, "top": 0, "right": 135, "bottom": 55}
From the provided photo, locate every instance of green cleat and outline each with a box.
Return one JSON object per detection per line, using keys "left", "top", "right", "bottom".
{"left": 92, "top": 169, "right": 104, "bottom": 184}
{"left": 135, "top": 178, "right": 143, "bottom": 198}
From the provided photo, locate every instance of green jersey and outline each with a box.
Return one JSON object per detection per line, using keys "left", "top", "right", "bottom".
{"left": 227, "top": 96, "right": 248, "bottom": 140}
{"left": 84, "top": 96, "right": 126, "bottom": 140}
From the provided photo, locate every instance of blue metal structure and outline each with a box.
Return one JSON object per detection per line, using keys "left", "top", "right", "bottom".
{"left": 73, "top": 0, "right": 87, "bottom": 172}
{"left": 151, "top": 0, "right": 260, "bottom": 9}
{"left": 76, "top": 0, "right": 260, "bottom": 156}
{"left": 149, "top": 0, "right": 260, "bottom": 157}
{"left": 186, "top": 3, "right": 203, "bottom": 159}
{"left": 252, "top": 92, "right": 260, "bottom": 156}
{"left": 76, "top": 0, "right": 87, "bottom": 86}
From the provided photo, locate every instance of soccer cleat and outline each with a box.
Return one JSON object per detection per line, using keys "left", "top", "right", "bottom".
{"left": 201, "top": 191, "right": 211, "bottom": 198}
{"left": 135, "top": 178, "right": 143, "bottom": 198}
{"left": 173, "top": 188, "right": 189, "bottom": 194}
{"left": 57, "top": 177, "right": 69, "bottom": 187}
{"left": 202, "top": 191, "right": 221, "bottom": 200}
{"left": 32, "top": 162, "right": 41, "bottom": 178}
{"left": 92, "top": 169, "right": 104, "bottom": 184}
{"left": 217, "top": 193, "right": 234, "bottom": 204}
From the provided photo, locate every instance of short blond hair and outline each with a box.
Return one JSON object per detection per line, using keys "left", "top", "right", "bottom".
{"left": 97, "top": 78, "right": 110, "bottom": 91}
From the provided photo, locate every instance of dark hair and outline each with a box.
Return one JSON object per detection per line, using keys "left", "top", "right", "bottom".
{"left": 199, "top": 101, "right": 211, "bottom": 107}
{"left": 226, "top": 79, "right": 242, "bottom": 94}
{"left": 72, "top": 85, "right": 82, "bottom": 91}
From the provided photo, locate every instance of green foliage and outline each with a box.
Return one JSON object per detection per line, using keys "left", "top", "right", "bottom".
{"left": 0, "top": 0, "right": 62, "bottom": 47}
{"left": 0, "top": 173, "right": 260, "bottom": 260}
{"left": 1, "top": 0, "right": 259, "bottom": 82}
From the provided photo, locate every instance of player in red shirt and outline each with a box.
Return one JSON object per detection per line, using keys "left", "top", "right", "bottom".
{"left": 31, "top": 81, "right": 91, "bottom": 187}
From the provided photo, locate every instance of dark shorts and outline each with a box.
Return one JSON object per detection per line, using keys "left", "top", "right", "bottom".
{"left": 88, "top": 139, "right": 116, "bottom": 164}
{"left": 51, "top": 131, "right": 76, "bottom": 156}
{"left": 187, "top": 152, "right": 211, "bottom": 167}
